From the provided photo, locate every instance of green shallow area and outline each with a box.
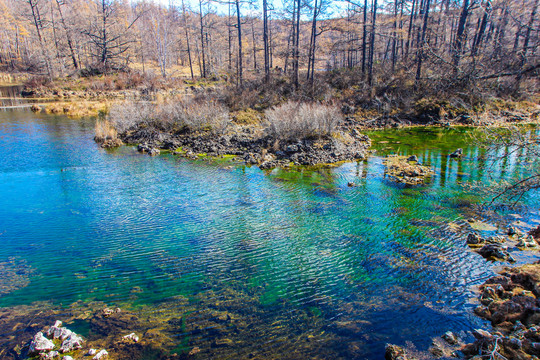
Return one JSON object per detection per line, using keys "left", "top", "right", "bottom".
{"left": 0, "top": 111, "right": 539, "bottom": 359}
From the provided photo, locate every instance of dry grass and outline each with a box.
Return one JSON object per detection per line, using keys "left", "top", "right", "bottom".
{"left": 265, "top": 101, "right": 342, "bottom": 141}
{"left": 94, "top": 119, "right": 118, "bottom": 142}
{"left": 108, "top": 97, "right": 230, "bottom": 134}
{"left": 44, "top": 101, "right": 110, "bottom": 117}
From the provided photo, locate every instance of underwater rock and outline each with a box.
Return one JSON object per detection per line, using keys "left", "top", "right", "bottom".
{"left": 87, "top": 348, "right": 97, "bottom": 356}
{"left": 92, "top": 349, "right": 108, "bottom": 360}
{"left": 62, "top": 356, "right": 74, "bottom": 360}
{"left": 429, "top": 342, "right": 444, "bottom": 357}
{"left": 29, "top": 332, "right": 54, "bottom": 354}
{"left": 476, "top": 244, "right": 515, "bottom": 262}
{"left": 407, "top": 155, "right": 418, "bottom": 162}
{"left": 530, "top": 225, "right": 540, "bottom": 240}
{"left": 518, "top": 235, "right": 537, "bottom": 248}
{"left": 486, "top": 235, "right": 506, "bottom": 244}
{"left": 384, "top": 344, "right": 407, "bottom": 360}
{"left": 59, "top": 332, "right": 83, "bottom": 353}
{"left": 101, "top": 138, "right": 123, "bottom": 148}
{"left": 122, "top": 332, "right": 140, "bottom": 343}
{"left": 449, "top": 148, "right": 463, "bottom": 158}
{"left": 441, "top": 331, "right": 458, "bottom": 345}
{"left": 466, "top": 233, "right": 483, "bottom": 245}
{"left": 41, "top": 350, "right": 59, "bottom": 359}
{"left": 137, "top": 143, "right": 160, "bottom": 156}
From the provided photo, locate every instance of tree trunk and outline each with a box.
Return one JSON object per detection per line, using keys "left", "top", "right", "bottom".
{"left": 516, "top": 0, "right": 539, "bottom": 85}
{"left": 471, "top": 0, "right": 491, "bottom": 57}
{"left": 55, "top": 0, "right": 78, "bottom": 69}
{"left": 453, "top": 0, "right": 470, "bottom": 72}
{"left": 415, "top": 0, "right": 430, "bottom": 83}
{"left": 361, "top": 0, "right": 368, "bottom": 74}
{"left": 199, "top": 0, "right": 206, "bottom": 78}
{"left": 367, "top": 0, "right": 377, "bottom": 87}
{"left": 405, "top": 0, "right": 417, "bottom": 60}
{"left": 182, "top": 0, "right": 194, "bottom": 79}
{"left": 235, "top": 0, "right": 243, "bottom": 87}
{"left": 262, "top": 0, "right": 270, "bottom": 81}
{"left": 28, "top": 0, "right": 54, "bottom": 79}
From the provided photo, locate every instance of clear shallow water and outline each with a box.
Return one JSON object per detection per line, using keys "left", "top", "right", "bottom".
{"left": 0, "top": 110, "right": 539, "bottom": 359}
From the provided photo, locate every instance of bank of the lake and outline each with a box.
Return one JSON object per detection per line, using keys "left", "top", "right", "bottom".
{"left": 0, "top": 108, "right": 540, "bottom": 359}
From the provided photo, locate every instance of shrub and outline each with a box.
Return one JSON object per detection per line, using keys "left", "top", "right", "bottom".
{"left": 108, "top": 98, "right": 229, "bottom": 134}
{"left": 265, "top": 101, "right": 342, "bottom": 141}
{"left": 94, "top": 119, "right": 118, "bottom": 142}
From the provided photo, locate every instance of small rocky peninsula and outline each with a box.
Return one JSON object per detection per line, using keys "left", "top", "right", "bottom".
{"left": 94, "top": 99, "right": 372, "bottom": 169}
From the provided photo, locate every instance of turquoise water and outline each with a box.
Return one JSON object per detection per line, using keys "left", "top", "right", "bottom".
{"left": 1, "top": 110, "right": 539, "bottom": 358}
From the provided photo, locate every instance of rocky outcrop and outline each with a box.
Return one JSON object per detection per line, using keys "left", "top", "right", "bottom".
{"left": 117, "top": 124, "right": 371, "bottom": 168}
{"left": 477, "top": 244, "right": 516, "bottom": 262}
{"left": 383, "top": 155, "right": 434, "bottom": 185}
{"left": 462, "top": 264, "right": 540, "bottom": 359}
{"left": 28, "top": 332, "right": 54, "bottom": 354}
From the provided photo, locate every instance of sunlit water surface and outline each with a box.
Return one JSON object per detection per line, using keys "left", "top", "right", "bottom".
{"left": 0, "top": 109, "right": 539, "bottom": 359}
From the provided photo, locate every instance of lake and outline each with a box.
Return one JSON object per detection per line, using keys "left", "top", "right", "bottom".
{"left": 0, "top": 109, "right": 539, "bottom": 359}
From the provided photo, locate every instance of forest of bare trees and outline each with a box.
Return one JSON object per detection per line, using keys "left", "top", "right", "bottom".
{"left": 0, "top": 0, "right": 538, "bottom": 95}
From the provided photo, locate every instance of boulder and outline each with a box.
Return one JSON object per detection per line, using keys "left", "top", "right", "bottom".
{"left": 385, "top": 344, "right": 407, "bottom": 360}
{"left": 93, "top": 349, "right": 109, "bottom": 360}
{"left": 508, "top": 226, "right": 518, "bottom": 236}
{"left": 407, "top": 155, "right": 418, "bottom": 162}
{"left": 477, "top": 244, "right": 515, "bottom": 262}
{"left": 41, "top": 351, "right": 59, "bottom": 359}
{"left": 442, "top": 331, "right": 459, "bottom": 345}
{"left": 518, "top": 235, "right": 537, "bottom": 248}
{"left": 29, "top": 332, "right": 55, "bottom": 354}
{"left": 60, "top": 332, "right": 83, "bottom": 353}
{"left": 122, "top": 332, "right": 140, "bottom": 343}
{"left": 467, "top": 233, "right": 483, "bottom": 245}
{"left": 449, "top": 148, "right": 463, "bottom": 158}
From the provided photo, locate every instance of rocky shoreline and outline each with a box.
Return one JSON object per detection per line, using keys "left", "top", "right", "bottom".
{"left": 104, "top": 123, "right": 372, "bottom": 169}
{"left": 386, "top": 225, "right": 540, "bottom": 360}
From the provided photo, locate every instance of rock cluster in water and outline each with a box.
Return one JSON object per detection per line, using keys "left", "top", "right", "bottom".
{"left": 386, "top": 263, "right": 540, "bottom": 360}
{"left": 465, "top": 227, "right": 539, "bottom": 262}
{"left": 24, "top": 319, "right": 117, "bottom": 360}
{"left": 383, "top": 154, "right": 434, "bottom": 185}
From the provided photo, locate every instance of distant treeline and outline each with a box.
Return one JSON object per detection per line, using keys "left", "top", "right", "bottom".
{"left": 0, "top": 0, "right": 538, "bottom": 92}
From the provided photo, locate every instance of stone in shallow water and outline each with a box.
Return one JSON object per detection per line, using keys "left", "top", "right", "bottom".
{"left": 476, "top": 244, "right": 515, "bottom": 262}
{"left": 518, "top": 235, "right": 537, "bottom": 248}
{"left": 122, "top": 332, "right": 139, "bottom": 342}
{"left": 41, "top": 351, "right": 59, "bottom": 359}
{"left": 60, "top": 332, "right": 83, "bottom": 353}
{"left": 29, "top": 332, "right": 54, "bottom": 354}
{"left": 93, "top": 349, "right": 108, "bottom": 360}
{"left": 384, "top": 344, "right": 406, "bottom": 360}
{"left": 466, "top": 233, "right": 483, "bottom": 245}
{"left": 442, "top": 331, "right": 458, "bottom": 345}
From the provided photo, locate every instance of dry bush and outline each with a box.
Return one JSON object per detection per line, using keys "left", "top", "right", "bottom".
{"left": 108, "top": 101, "right": 154, "bottom": 133}
{"left": 94, "top": 119, "right": 118, "bottom": 142}
{"left": 24, "top": 76, "right": 52, "bottom": 89}
{"left": 108, "top": 98, "right": 229, "bottom": 134}
{"left": 265, "top": 101, "right": 342, "bottom": 141}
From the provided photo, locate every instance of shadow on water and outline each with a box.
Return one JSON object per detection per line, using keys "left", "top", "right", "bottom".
{"left": 0, "top": 115, "right": 539, "bottom": 358}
